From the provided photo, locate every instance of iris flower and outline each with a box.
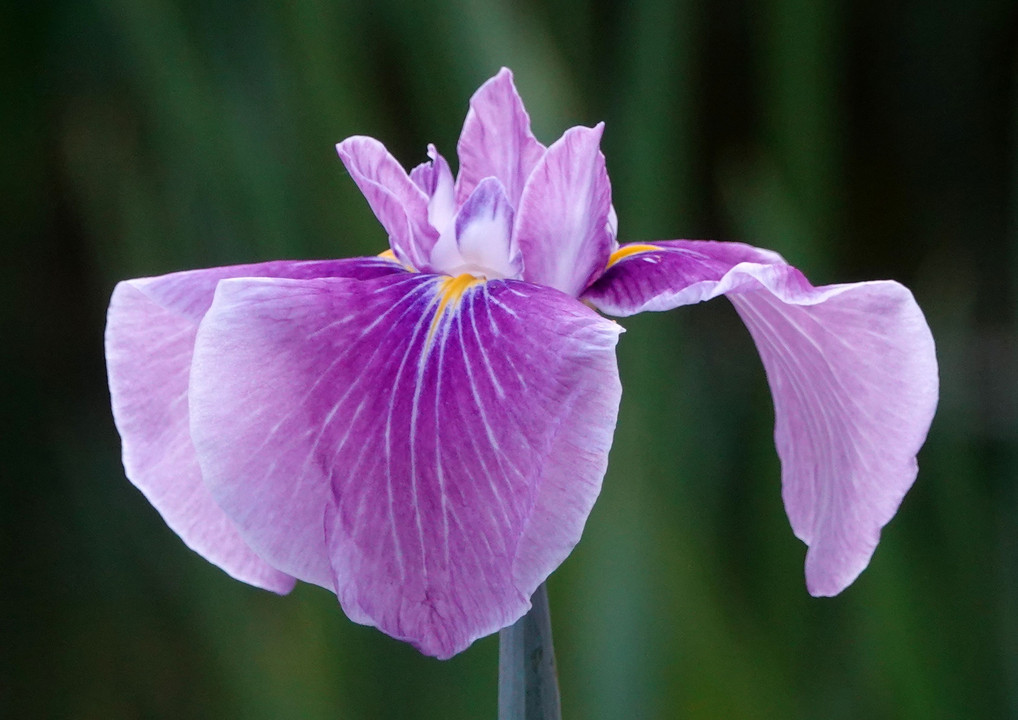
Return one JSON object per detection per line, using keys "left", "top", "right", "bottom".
{"left": 106, "top": 68, "right": 938, "bottom": 659}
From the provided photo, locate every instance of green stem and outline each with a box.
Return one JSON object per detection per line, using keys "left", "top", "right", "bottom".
{"left": 497, "top": 583, "right": 561, "bottom": 720}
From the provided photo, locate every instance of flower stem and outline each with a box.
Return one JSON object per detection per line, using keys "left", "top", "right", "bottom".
{"left": 497, "top": 583, "right": 562, "bottom": 720}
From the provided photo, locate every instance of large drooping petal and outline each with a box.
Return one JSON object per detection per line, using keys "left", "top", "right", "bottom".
{"left": 455, "top": 67, "right": 546, "bottom": 207}
{"left": 337, "top": 136, "right": 439, "bottom": 269}
{"left": 513, "top": 124, "right": 615, "bottom": 297}
{"left": 105, "top": 257, "right": 404, "bottom": 593}
{"left": 584, "top": 240, "right": 938, "bottom": 595}
{"left": 189, "top": 272, "right": 622, "bottom": 657}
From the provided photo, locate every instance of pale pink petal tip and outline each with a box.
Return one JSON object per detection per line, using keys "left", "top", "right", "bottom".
{"left": 456, "top": 67, "right": 546, "bottom": 208}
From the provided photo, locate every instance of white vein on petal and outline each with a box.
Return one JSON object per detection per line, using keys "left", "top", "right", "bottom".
{"left": 468, "top": 296, "right": 505, "bottom": 399}
{"left": 483, "top": 284, "right": 529, "bottom": 390}
{"left": 763, "top": 294, "right": 883, "bottom": 472}
{"left": 389, "top": 278, "right": 447, "bottom": 582}
{"left": 482, "top": 284, "right": 502, "bottom": 336}
{"left": 325, "top": 280, "right": 435, "bottom": 503}
{"left": 429, "top": 280, "right": 456, "bottom": 572}
{"left": 239, "top": 281, "right": 420, "bottom": 526}
{"left": 732, "top": 295, "right": 847, "bottom": 544}
{"left": 455, "top": 295, "right": 526, "bottom": 489}
{"left": 451, "top": 295, "right": 518, "bottom": 532}
{"left": 248, "top": 277, "right": 429, "bottom": 463}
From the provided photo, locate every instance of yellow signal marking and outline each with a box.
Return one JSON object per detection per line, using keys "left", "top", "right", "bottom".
{"left": 426, "top": 274, "right": 483, "bottom": 349}
{"left": 606, "top": 244, "right": 661, "bottom": 268}
{"left": 378, "top": 247, "right": 417, "bottom": 272}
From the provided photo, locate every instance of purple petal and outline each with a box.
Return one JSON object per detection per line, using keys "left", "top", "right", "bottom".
{"left": 337, "top": 136, "right": 439, "bottom": 269}
{"left": 189, "top": 272, "right": 622, "bottom": 657}
{"left": 455, "top": 68, "right": 546, "bottom": 207}
{"left": 513, "top": 124, "right": 614, "bottom": 297}
{"left": 105, "top": 258, "right": 404, "bottom": 594}
{"left": 585, "top": 240, "right": 938, "bottom": 595}
{"left": 409, "top": 144, "right": 457, "bottom": 234}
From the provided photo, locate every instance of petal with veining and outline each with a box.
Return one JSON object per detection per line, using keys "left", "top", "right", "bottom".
{"left": 337, "top": 136, "right": 439, "bottom": 269}
{"left": 513, "top": 124, "right": 614, "bottom": 297}
{"left": 189, "top": 272, "right": 622, "bottom": 656}
{"left": 456, "top": 68, "right": 546, "bottom": 207}
{"left": 105, "top": 258, "right": 403, "bottom": 593}
{"left": 585, "top": 240, "right": 938, "bottom": 595}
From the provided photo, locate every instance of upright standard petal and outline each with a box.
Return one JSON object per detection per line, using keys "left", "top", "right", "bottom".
{"left": 189, "top": 272, "right": 622, "bottom": 657}
{"left": 513, "top": 124, "right": 614, "bottom": 297}
{"left": 585, "top": 240, "right": 938, "bottom": 595}
{"left": 456, "top": 68, "right": 546, "bottom": 207}
{"left": 451, "top": 177, "right": 522, "bottom": 278}
{"left": 428, "top": 177, "right": 521, "bottom": 279}
{"left": 337, "top": 136, "right": 439, "bottom": 269}
{"left": 105, "top": 257, "right": 404, "bottom": 593}
{"left": 409, "top": 143, "right": 457, "bottom": 234}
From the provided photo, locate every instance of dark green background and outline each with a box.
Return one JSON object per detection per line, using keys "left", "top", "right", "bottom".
{"left": 3, "top": 0, "right": 1016, "bottom": 717}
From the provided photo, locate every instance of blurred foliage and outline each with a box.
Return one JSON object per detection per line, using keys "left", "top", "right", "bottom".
{"left": 2, "top": 0, "right": 1017, "bottom": 717}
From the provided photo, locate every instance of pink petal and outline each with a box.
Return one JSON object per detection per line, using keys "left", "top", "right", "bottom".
{"left": 336, "top": 136, "right": 439, "bottom": 269}
{"left": 513, "top": 124, "right": 614, "bottom": 297}
{"left": 455, "top": 68, "right": 546, "bottom": 207}
{"left": 189, "top": 272, "right": 622, "bottom": 657}
{"left": 584, "top": 240, "right": 938, "bottom": 595}
{"left": 105, "top": 258, "right": 404, "bottom": 593}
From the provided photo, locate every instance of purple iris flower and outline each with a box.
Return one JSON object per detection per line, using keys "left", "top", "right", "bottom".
{"left": 106, "top": 68, "right": 938, "bottom": 659}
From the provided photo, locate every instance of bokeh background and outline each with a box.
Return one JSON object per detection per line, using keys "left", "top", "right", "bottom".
{"left": 3, "top": 0, "right": 1017, "bottom": 717}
